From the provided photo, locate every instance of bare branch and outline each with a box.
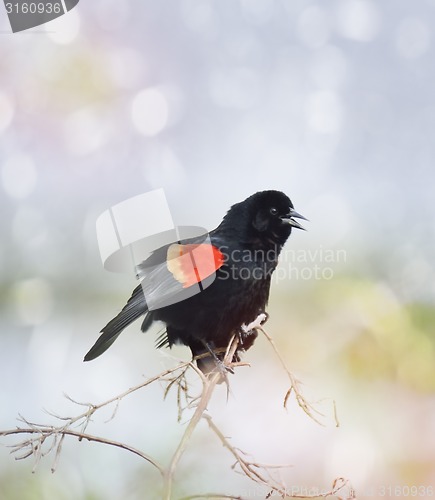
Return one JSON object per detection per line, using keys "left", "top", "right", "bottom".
{"left": 0, "top": 362, "right": 191, "bottom": 475}
{"left": 0, "top": 316, "right": 353, "bottom": 499}
{"left": 204, "top": 413, "right": 289, "bottom": 497}
{"left": 259, "top": 326, "right": 335, "bottom": 426}
{"left": 1, "top": 427, "right": 165, "bottom": 475}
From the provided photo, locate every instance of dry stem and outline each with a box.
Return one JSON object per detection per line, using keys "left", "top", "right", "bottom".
{"left": 258, "top": 327, "right": 338, "bottom": 426}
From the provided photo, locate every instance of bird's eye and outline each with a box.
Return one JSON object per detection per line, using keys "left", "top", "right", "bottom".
{"left": 270, "top": 207, "right": 278, "bottom": 215}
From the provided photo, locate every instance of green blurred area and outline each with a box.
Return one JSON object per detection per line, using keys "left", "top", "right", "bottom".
{"left": 272, "top": 277, "right": 435, "bottom": 393}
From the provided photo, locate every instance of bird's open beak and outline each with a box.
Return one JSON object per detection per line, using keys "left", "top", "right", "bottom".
{"left": 281, "top": 208, "right": 308, "bottom": 230}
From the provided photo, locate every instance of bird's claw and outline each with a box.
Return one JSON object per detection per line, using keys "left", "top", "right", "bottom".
{"left": 240, "top": 312, "right": 269, "bottom": 335}
{"left": 202, "top": 341, "right": 234, "bottom": 384}
{"left": 215, "top": 358, "right": 234, "bottom": 375}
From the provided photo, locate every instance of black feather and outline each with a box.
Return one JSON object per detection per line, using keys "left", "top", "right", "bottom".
{"left": 84, "top": 285, "right": 147, "bottom": 361}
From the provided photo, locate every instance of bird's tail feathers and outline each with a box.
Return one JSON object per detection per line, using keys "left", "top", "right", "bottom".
{"left": 84, "top": 285, "right": 147, "bottom": 361}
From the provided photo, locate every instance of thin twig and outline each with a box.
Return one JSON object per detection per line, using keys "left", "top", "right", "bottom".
{"left": 259, "top": 327, "right": 328, "bottom": 426}
{"left": 204, "top": 413, "right": 289, "bottom": 497}
{"left": 1, "top": 427, "right": 165, "bottom": 475}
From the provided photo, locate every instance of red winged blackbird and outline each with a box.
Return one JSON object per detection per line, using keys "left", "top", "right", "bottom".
{"left": 84, "top": 190, "right": 306, "bottom": 374}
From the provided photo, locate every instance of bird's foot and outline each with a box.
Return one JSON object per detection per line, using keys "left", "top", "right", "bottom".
{"left": 214, "top": 357, "right": 234, "bottom": 376}
{"left": 240, "top": 312, "right": 269, "bottom": 336}
{"left": 202, "top": 355, "right": 233, "bottom": 389}
{"left": 203, "top": 342, "right": 234, "bottom": 377}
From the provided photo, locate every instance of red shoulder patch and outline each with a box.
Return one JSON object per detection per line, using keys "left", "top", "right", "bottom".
{"left": 167, "top": 243, "right": 224, "bottom": 288}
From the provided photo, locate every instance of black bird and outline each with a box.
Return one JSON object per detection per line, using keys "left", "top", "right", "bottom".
{"left": 84, "top": 190, "right": 307, "bottom": 374}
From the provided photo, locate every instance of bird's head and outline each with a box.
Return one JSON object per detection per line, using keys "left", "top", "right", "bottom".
{"left": 250, "top": 190, "right": 307, "bottom": 240}
{"left": 221, "top": 190, "right": 307, "bottom": 247}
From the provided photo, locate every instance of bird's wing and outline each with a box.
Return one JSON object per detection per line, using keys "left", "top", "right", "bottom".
{"left": 135, "top": 233, "right": 225, "bottom": 310}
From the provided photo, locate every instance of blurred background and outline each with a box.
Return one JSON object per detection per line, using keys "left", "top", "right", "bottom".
{"left": 1, "top": 0, "right": 434, "bottom": 498}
